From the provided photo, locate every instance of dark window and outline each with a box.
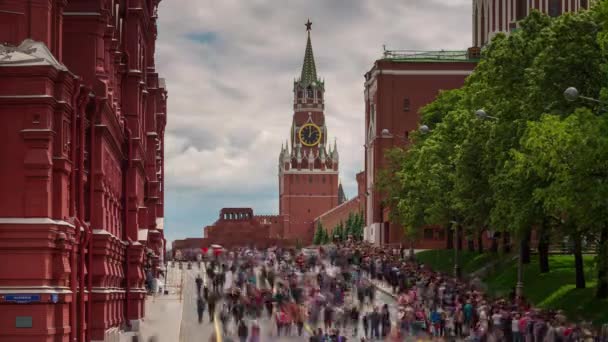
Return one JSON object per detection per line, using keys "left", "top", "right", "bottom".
{"left": 549, "top": 0, "right": 561, "bottom": 16}
{"left": 403, "top": 98, "right": 410, "bottom": 112}
{"left": 437, "top": 228, "right": 446, "bottom": 240}
{"left": 317, "top": 91, "right": 323, "bottom": 100}
{"left": 298, "top": 91, "right": 303, "bottom": 99}
{"left": 424, "top": 228, "right": 434, "bottom": 240}
{"left": 581, "top": 0, "right": 588, "bottom": 9}
{"left": 307, "top": 87, "right": 313, "bottom": 98}
{"left": 516, "top": 0, "right": 527, "bottom": 20}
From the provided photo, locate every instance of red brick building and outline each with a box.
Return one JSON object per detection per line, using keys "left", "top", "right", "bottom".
{"left": 314, "top": 172, "right": 365, "bottom": 237}
{"left": 0, "top": 1, "right": 167, "bottom": 341}
{"left": 363, "top": 1, "right": 595, "bottom": 249}
{"left": 278, "top": 22, "right": 340, "bottom": 243}
{"left": 363, "top": 50, "right": 478, "bottom": 248}
{"left": 193, "top": 22, "right": 346, "bottom": 249}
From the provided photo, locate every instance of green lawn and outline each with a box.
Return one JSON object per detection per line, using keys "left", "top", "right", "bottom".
{"left": 415, "top": 251, "right": 608, "bottom": 325}
{"left": 416, "top": 249, "right": 499, "bottom": 275}
{"left": 484, "top": 255, "right": 607, "bottom": 325}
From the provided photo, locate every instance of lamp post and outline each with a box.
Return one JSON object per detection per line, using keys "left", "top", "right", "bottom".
{"left": 516, "top": 238, "right": 525, "bottom": 299}
{"left": 417, "top": 124, "right": 463, "bottom": 275}
{"left": 450, "top": 220, "right": 462, "bottom": 279}
{"left": 474, "top": 108, "right": 526, "bottom": 298}
{"left": 564, "top": 87, "right": 607, "bottom": 113}
{"left": 475, "top": 109, "right": 499, "bottom": 121}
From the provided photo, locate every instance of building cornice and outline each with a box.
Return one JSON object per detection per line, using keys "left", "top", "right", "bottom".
{"left": 365, "top": 69, "right": 474, "bottom": 87}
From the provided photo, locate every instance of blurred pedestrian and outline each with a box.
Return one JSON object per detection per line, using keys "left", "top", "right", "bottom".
{"left": 197, "top": 296, "right": 206, "bottom": 323}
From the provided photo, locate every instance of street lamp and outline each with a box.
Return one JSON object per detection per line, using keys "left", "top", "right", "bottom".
{"left": 475, "top": 109, "right": 499, "bottom": 121}
{"left": 564, "top": 87, "right": 607, "bottom": 112}
{"left": 450, "top": 220, "right": 462, "bottom": 279}
{"left": 516, "top": 239, "right": 525, "bottom": 299}
{"left": 382, "top": 126, "right": 429, "bottom": 138}
{"left": 474, "top": 110, "right": 524, "bottom": 298}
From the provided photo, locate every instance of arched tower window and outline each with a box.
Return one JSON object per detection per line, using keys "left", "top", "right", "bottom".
{"left": 307, "top": 86, "right": 313, "bottom": 98}
{"left": 549, "top": 0, "right": 561, "bottom": 16}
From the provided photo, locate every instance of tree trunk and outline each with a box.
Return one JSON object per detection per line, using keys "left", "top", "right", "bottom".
{"left": 502, "top": 231, "right": 511, "bottom": 253}
{"left": 457, "top": 226, "right": 463, "bottom": 252}
{"left": 477, "top": 230, "right": 484, "bottom": 253}
{"left": 573, "top": 234, "right": 586, "bottom": 289}
{"left": 490, "top": 233, "right": 498, "bottom": 254}
{"left": 446, "top": 225, "right": 454, "bottom": 250}
{"left": 596, "top": 227, "right": 608, "bottom": 298}
{"left": 538, "top": 220, "right": 550, "bottom": 274}
{"left": 468, "top": 238, "right": 475, "bottom": 252}
{"left": 522, "top": 231, "right": 531, "bottom": 264}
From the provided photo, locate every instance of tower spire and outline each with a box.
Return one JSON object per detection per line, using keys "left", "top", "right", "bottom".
{"left": 300, "top": 19, "right": 318, "bottom": 85}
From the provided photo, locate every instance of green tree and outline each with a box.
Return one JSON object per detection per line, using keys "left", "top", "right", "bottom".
{"left": 313, "top": 222, "right": 324, "bottom": 245}
{"left": 518, "top": 109, "right": 608, "bottom": 292}
{"left": 322, "top": 227, "right": 330, "bottom": 244}
{"left": 345, "top": 212, "right": 355, "bottom": 238}
{"left": 377, "top": 6, "right": 608, "bottom": 298}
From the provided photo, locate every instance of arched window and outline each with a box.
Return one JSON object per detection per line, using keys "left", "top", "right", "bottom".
{"left": 307, "top": 87, "right": 313, "bottom": 98}
{"left": 317, "top": 91, "right": 323, "bottom": 100}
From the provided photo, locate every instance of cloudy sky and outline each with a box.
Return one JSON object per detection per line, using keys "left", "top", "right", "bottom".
{"left": 155, "top": 0, "right": 473, "bottom": 243}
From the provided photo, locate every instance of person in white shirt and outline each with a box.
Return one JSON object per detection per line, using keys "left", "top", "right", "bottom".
{"left": 512, "top": 313, "right": 522, "bottom": 342}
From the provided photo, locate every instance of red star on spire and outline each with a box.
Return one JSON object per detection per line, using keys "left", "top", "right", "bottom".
{"left": 305, "top": 19, "right": 312, "bottom": 31}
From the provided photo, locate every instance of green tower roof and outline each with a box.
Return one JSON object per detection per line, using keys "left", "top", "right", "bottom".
{"left": 299, "top": 19, "right": 318, "bottom": 86}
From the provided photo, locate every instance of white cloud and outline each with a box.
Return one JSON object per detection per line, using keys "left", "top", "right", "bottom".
{"left": 156, "top": 0, "right": 472, "bottom": 242}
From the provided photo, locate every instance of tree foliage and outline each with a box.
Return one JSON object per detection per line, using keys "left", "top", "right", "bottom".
{"left": 381, "top": 5, "right": 608, "bottom": 298}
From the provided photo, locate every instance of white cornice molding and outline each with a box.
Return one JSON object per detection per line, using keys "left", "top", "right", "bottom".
{"left": 0, "top": 286, "right": 72, "bottom": 294}
{"left": 0, "top": 218, "right": 74, "bottom": 227}
{"left": 365, "top": 69, "right": 474, "bottom": 87}
{"left": 281, "top": 170, "right": 338, "bottom": 175}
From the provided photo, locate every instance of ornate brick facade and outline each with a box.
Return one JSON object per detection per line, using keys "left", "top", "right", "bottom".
{"left": 363, "top": 51, "right": 478, "bottom": 248}
{"left": 278, "top": 23, "right": 340, "bottom": 244}
{"left": 473, "top": 0, "right": 594, "bottom": 47}
{"left": 0, "top": 1, "right": 167, "bottom": 341}
{"left": 314, "top": 171, "right": 365, "bottom": 236}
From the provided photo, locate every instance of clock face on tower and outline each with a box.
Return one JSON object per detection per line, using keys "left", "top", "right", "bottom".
{"left": 298, "top": 123, "right": 322, "bottom": 146}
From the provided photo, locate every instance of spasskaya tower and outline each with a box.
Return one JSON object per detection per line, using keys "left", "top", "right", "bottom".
{"left": 278, "top": 20, "right": 340, "bottom": 243}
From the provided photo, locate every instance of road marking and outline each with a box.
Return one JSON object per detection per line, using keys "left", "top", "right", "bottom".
{"left": 213, "top": 314, "right": 222, "bottom": 342}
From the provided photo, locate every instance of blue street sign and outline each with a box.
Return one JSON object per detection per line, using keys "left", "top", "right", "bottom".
{"left": 4, "top": 295, "right": 41, "bottom": 304}
{"left": 50, "top": 294, "right": 58, "bottom": 303}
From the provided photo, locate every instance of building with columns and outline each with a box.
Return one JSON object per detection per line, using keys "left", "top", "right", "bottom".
{"left": 473, "top": 0, "right": 595, "bottom": 46}
{"left": 0, "top": 1, "right": 168, "bottom": 341}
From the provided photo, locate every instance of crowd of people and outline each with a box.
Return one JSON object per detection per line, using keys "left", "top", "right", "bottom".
{"left": 189, "top": 241, "right": 607, "bottom": 342}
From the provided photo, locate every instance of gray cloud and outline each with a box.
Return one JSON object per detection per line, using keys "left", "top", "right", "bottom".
{"left": 156, "top": 0, "right": 472, "bottom": 242}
